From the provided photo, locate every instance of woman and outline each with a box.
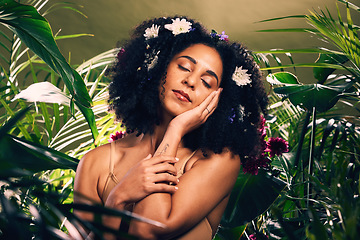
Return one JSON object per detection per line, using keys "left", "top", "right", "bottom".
{"left": 74, "top": 16, "right": 268, "bottom": 239}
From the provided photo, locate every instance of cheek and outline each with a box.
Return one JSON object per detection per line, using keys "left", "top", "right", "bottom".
{"left": 194, "top": 91, "right": 212, "bottom": 106}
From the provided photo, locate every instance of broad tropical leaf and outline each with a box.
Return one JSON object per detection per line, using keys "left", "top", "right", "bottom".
{"left": 0, "top": 135, "right": 79, "bottom": 175}
{"left": 0, "top": 0, "right": 98, "bottom": 140}
{"left": 221, "top": 170, "right": 286, "bottom": 227}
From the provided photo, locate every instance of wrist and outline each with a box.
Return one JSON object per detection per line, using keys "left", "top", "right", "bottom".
{"left": 167, "top": 123, "right": 185, "bottom": 139}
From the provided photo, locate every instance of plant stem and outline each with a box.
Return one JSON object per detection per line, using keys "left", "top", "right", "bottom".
{"left": 294, "top": 111, "right": 311, "bottom": 167}
{"left": 307, "top": 107, "right": 316, "bottom": 208}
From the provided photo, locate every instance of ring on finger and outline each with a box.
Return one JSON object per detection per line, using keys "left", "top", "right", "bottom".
{"left": 205, "top": 108, "right": 210, "bottom": 114}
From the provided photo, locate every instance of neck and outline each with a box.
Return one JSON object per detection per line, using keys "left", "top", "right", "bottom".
{"left": 147, "top": 113, "right": 185, "bottom": 152}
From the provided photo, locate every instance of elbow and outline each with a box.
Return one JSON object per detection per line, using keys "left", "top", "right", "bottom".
{"left": 129, "top": 220, "right": 175, "bottom": 240}
{"left": 128, "top": 221, "right": 158, "bottom": 240}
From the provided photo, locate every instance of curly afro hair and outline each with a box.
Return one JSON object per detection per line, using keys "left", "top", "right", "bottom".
{"left": 108, "top": 16, "right": 268, "bottom": 163}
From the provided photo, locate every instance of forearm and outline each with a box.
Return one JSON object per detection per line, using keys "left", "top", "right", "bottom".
{"left": 154, "top": 125, "right": 182, "bottom": 157}
{"left": 102, "top": 191, "right": 127, "bottom": 239}
{"left": 129, "top": 126, "right": 182, "bottom": 238}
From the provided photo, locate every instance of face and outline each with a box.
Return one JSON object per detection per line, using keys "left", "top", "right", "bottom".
{"left": 160, "top": 44, "right": 223, "bottom": 118}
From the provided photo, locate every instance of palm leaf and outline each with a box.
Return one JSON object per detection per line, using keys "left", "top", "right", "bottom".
{"left": 0, "top": 0, "right": 98, "bottom": 141}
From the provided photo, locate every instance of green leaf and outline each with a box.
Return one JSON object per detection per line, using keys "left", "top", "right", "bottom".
{"left": 306, "top": 207, "right": 329, "bottom": 240}
{"left": 257, "top": 28, "right": 316, "bottom": 33}
{"left": 0, "top": 105, "right": 31, "bottom": 138}
{"left": 221, "top": 169, "right": 286, "bottom": 227}
{"left": 0, "top": 135, "right": 79, "bottom": 176}
{"left": 215, "top": 225, "right": 247, "bottom": 240}
{"left": 267, "top": 72, "right": 300, "bottom": 85}
{"left": 254, "top": 48, "right": 344, "bottom": 55}
{"left": 54, "top": 33, "right": 94, "bottom": 41}
{"left": 274, "top": 84, "right": 342, "bottom": 112}
{"left": 0, "top": 0, "right": 98, "bottom": 141}
{"left": 313, "top": 53, "right": 349, "bottom": 83}
{"left": 260, "top": 62, "right": 346, "bottom": 71}
{"left": 256, "top": 14, "right": 306, "bottom": 23}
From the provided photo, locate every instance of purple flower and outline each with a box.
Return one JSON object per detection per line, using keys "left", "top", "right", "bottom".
{"left": 108, "top": 131, "right": 125, "bottom": 143}
{"left": 210, "top": 30, "right": 229, "bottom": 42}
{"left": 228, "top": 108, "right": 236, "bottom": 123}
{"left": 265, "top": 137, "right": 289, "bottom": 157}
{"left": 219, "top": 31, "right": 229, "bottom": 41}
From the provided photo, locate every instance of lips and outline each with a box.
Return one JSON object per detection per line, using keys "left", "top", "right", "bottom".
{"left": 173, "top": 90, "right": 191, "bottom": 102}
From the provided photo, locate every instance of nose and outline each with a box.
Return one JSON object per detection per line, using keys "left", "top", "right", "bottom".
{"left": 182, "top": 74, "right": 197, "bottom": 89}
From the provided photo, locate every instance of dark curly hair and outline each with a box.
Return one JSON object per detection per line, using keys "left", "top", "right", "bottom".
{"left": 108, "top": 16, "right": 268, "bottom": 164}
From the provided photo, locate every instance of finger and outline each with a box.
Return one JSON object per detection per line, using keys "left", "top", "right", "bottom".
{"left": 149, "top": 183, "right": 178, "bottom": 194}
{"left": 148, "top": 155, "right": 179, "bottom": 165}
{"left": 197, "top": 90, "right": 218, "bottom": 113}
{"left": 200, "top": 89, "right": 222, "bottom": 120}
{"left": 207, "top": 88, "right": 222, "bottom": 114}
{"left": 144, "top": 154, "right": 152, "bottom": 160}
{"left": 148, "top": 162, "right": 177, "bottom": 176}
{"left": 152, "top": 173, "right": 179, "bottom": 185}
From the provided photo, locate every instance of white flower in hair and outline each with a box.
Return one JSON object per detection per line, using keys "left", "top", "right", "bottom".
{"left": 232, "top": 66, "right": 252, "bottom": 86}
{"left": 164, "top": 18, "right": 192, "bottom": 36}
{"left": 144, "top": 24, "right": 160, "bottom": 40}
{"left": 239, "top": 105, "right": 245, "bottom": 122}
{"left": 147, "top": 50, "right": 160, "bottom": 70}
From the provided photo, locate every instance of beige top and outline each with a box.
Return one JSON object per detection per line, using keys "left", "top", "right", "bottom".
{"left": 102, "top": 141, "right": 213, "bottom": 240}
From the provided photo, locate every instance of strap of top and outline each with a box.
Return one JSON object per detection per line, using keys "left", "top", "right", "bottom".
{"left": 110, "top": 141, "right": 116, "bottom": 173}
{"left": 102, "top": 141, "right": 120, "bottom": 199}
{"left": 177, "top": 150, "right": 197, "bottom": 177}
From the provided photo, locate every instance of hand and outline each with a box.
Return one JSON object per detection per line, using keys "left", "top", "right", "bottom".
{"left": 169, "top": 88, "right": 222, "bottom": 137}
{"left": 105, "top": 154, "right": 179, "bottom": 208}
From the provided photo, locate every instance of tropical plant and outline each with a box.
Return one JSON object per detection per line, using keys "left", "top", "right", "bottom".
{"left": 0, "top": 0, "right": 143, "bottom": 238}
{"left": 243, "top": 0, "right": 360, "bottom": 239}
{"left": 0, "top": 0, "right": 288, "bottom": 239}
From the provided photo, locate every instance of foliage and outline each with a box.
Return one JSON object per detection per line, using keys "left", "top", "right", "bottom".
{"left": 244, "top": 0, "right": 360, "bottom": 239}
{"left": 0, "top": 0, "right": 286, "bottom": 239}
{"left": 2, "top": 0, "right": 359, "bottom": 239}
{"left": 0, "top": 0, "right": 137, "bottom": 238}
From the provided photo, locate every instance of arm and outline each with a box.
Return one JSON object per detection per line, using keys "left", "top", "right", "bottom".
{"left": 74, "top": 145, "right": 179, "bottom": 239}
{"left": 129, "top": 149, "right": 240, "bottom": 239}
{"left": 73, "top": 147, "right": 108, "bottom": 238}
{"left": 129, "top": 89, "right": 233, "bottom": 239}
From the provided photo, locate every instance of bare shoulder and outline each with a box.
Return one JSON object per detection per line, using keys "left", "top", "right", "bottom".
{"left": 77, "top": 132, "right": 141, "bottom": 173}
{"left": 188, "top": 148, "right": 241, "bottom": 175}
{"left": 77, "top": 143, "right": 111, "bottom": 173}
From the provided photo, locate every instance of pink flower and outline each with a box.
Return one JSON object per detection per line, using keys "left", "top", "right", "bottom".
{"left": 259, "top": 116, "right": 267, "bottom": 138}
{"left": 242, "top": 154, "right": 271, "bottom": 175}
{"left": 108, "top": 131, "right": 125, "bottom": 143}
{"left": 265, "top": 137, "right": 289, "bottom": 157}
{"left": 249, "top": 234, "right": 257, "bottom": 240}
{"left": 242, "top": 159, "right": 259, "bottom": 175}
{"left": 116, "top": 48, "right": 125, "bottom": 61}
{"left": 249, "top": 233, "right": 268, "bottom": 239}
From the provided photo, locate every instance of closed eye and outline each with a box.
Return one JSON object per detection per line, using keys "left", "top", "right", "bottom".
{"left": 202, "top": 79, "right": 211, "bottom": 88}
{"left": 178, "top": 64, "right": 190, "bottom": 72}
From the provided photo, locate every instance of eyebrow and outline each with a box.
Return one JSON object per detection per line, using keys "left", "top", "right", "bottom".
{"left": 178, "top": 55, "right": 219, "bottom": 84}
